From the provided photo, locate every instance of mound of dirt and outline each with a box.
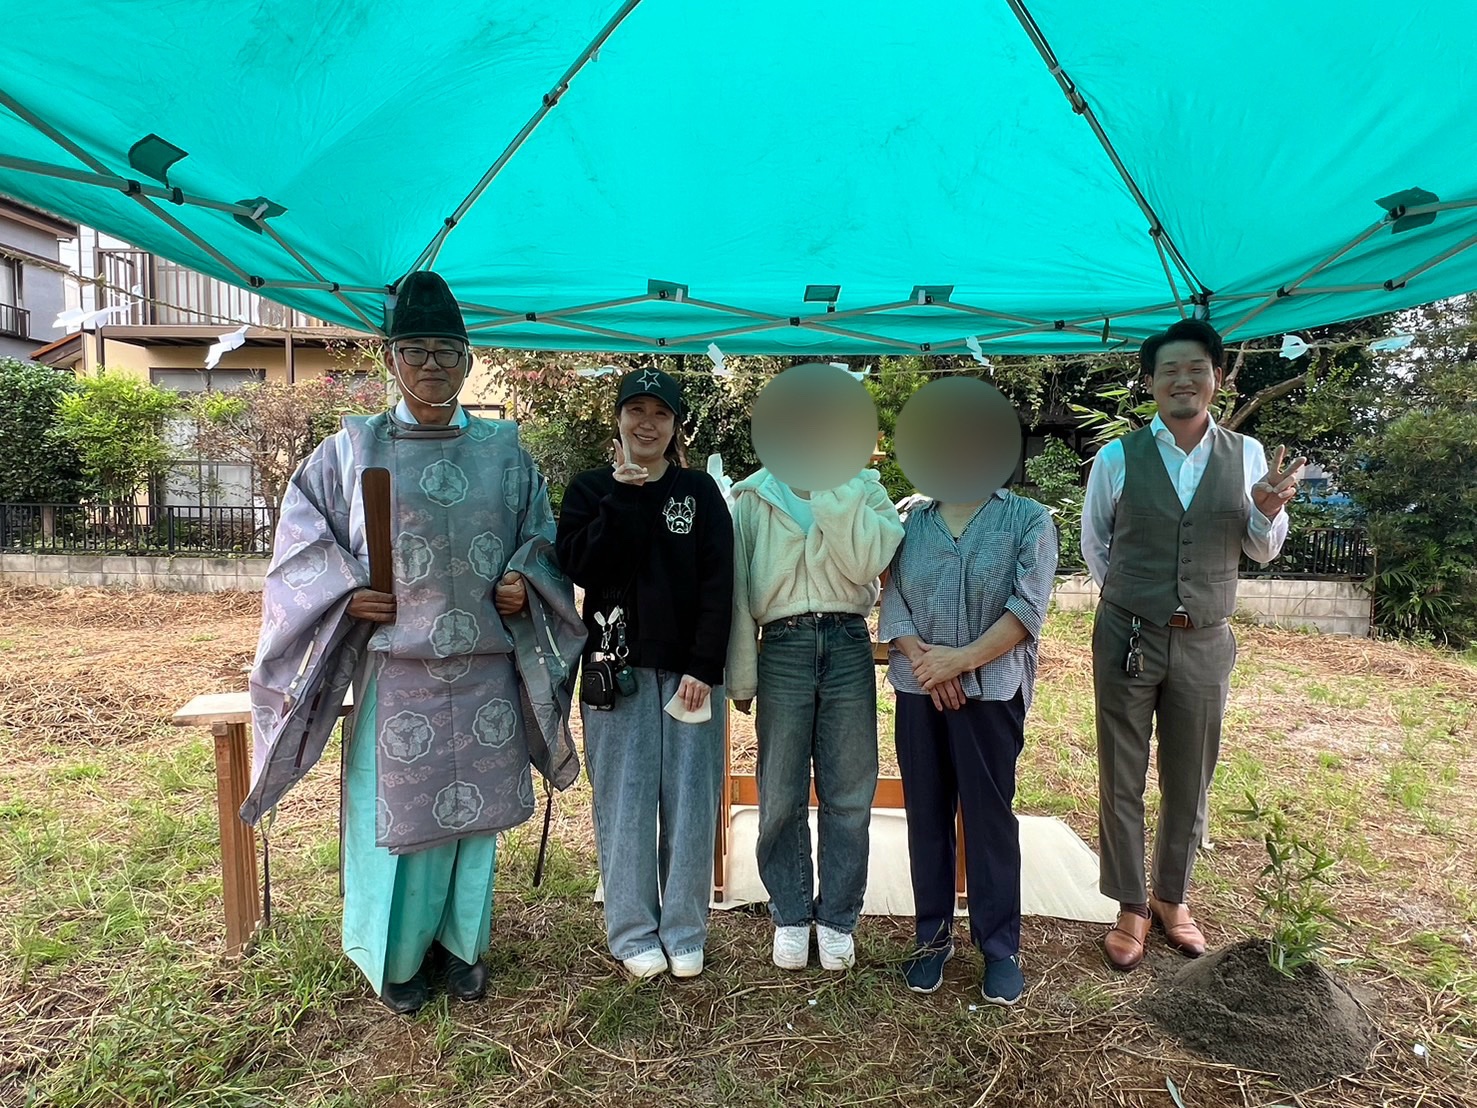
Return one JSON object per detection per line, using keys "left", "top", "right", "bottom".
{"left": 1141, "top": 939, "right": 1376, "bottom": 1089}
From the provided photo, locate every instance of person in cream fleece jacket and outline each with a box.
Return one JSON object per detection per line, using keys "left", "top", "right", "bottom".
{"left": 727, "top": 466, "right": 904, "bottom": 972}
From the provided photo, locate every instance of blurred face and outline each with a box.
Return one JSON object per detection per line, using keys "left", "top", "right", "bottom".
{"left": 1147, "top": 339, "right": 1220, "bottom": 421}
{"left": 749, "top": 363, "right": 879, "bottom": 493}
{"left": 892, "top": 376, "right": 1021, "bottom": 504}
{"left": 618, "top": 395, "right": 676, "bottom": 464}
{"left": 390, "top": 337, "right": 467, "bottom": 406}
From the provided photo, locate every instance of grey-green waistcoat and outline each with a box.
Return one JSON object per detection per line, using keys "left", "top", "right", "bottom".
{"left": 1101, "top": 425, "right": 1245, "bottom": 627}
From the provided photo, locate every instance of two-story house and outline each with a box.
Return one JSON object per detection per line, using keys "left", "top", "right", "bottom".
{"left": 0, "top": 197, "right": 77, "bottom": 361}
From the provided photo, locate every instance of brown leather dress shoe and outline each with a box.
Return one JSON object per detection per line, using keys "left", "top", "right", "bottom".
{"left": 1149, "top": 894, "right": 1207, "bottom": 957}
{"left": 1103, "top": 911, "right": 1151, "bottom": 971}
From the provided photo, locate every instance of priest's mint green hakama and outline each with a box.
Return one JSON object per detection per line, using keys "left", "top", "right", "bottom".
{"left": 341, "top": 677, "right": 498, "bottom": 995}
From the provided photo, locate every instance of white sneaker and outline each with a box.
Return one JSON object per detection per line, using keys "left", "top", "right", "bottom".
{"left": 816, "top": 924, "right": 856, "bottom": 971}
{"left": 668, "top": 949, "right": 704, "bottom": 978}
{"left": 772, "top": 925, "right": 810, "bottom": 970}
{"left": 622, "top": 948, "right": 669, "bottom": 979}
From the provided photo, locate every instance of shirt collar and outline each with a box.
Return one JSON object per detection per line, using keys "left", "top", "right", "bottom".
{"left": 394, "top": 399, "right": 468, "bottom": 428}
{"left": 1150, "top": 411, "right": 1217, "bottom": 445}
{"left": 920, "top": 488, "right": 1008, "bottom": 514}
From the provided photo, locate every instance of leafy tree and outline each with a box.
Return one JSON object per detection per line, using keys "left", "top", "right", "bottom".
{"left": 865, "top": 356, "right": 929, "bottom": 500}
{"left": 0, "top": 358, "right": 88, "bottom": 502}
{"left": 1341, "top": 298, "right": 1477, "bottom": 646}
{"left": 54, "top": 370, "right": 181, "bottom": 502}
{"left": 190, "top": 374, "right": 385, "bottom": 525}
{"left": 1021, "top": 437, "right": 1087, "bottom": 572}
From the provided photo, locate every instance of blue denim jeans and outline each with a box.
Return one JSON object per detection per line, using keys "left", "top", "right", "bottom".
{"left": 584, "top": 668, "right": 725, "bottom": 961}
{"left": 754, "top": 613, "right": 879, "bottom": 932}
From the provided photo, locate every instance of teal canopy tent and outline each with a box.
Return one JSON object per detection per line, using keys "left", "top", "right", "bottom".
{"left": 2, "top": 1, "right": 1475, "bottom": 354}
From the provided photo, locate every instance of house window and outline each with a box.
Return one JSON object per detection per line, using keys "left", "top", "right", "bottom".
{"left": 151, "top": 368, "right": 265, "bottom": 509}
{"left": 149, "top": 367, "right": 265, "bottom": 393}
{"left": 0, "top": 259, "right": 24, "bottom": 338}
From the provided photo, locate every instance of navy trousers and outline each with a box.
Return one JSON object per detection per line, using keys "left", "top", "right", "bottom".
{"left": 894, "top": 691, "right": 1025, "bottom": 961}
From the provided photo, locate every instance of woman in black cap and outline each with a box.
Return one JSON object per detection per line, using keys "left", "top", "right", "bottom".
{"left": 555, "top": 367, "right": 734, "bottom": 978}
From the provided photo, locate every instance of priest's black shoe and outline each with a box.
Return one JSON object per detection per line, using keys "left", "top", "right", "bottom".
{"left": 443, "top": 948, "right": 490, "bottom": 1001}
{"left": 379, "top": 967, "right": 430, "bottom": 1016}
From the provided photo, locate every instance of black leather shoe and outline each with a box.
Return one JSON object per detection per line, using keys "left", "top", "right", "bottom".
{"left": 380, "top": 969, "right": 430, "bottom": 1015}
{"left": 444, "top": 949, "right": 490, "bottom": 1001}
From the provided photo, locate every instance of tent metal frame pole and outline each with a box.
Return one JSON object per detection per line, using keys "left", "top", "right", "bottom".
{"left": 0, "top": 153, "right": 262, "bottom": 219}
{"left": 1220, "top": 220, "right": 1387, "bottom": 337}
{"left": 938, "top": 300, "right": 1104, "bottom": 338}
{"left": 1259, "top": 283, "right": 1389, "bottom": 296}
{"left": 455, "top": 300, "right": 527, "bottom": 318}
{"left": 1061, "top": 300, "right": 1181, "bottom": 324}
{"left": 509, "top": 316, "right": 657, "bottom": 346}
{"left": 449, "top": 286, "right": 1189, "bottom": 351}
{"left": 465, "top": 294, "right": 658, "bottom": 332}
{"left": 821, "top": 299, "right": 920, "bottom": 323}
{"left": 1, "top": 89, "right": 262, "bottom": 285}
{"left": 1002, "top": 0, "right": 1206, "bottom": 298}
{"left": 793, "top": 320, "right": 925, "bottom": 350}
{"left": 679, "top": 295, "right": 790, "bottom": 324}
{"left": 406, "top": 0, "right": 646, "bottom": 274}
{"left": 1385, "top": 231, "right": 1477, "bottom": 289}
{"left": 259, "top": 280, "right": 386, "bottom": 295}
{"left": 1151, "top": 229, "right": 1187, "bottom": 317}
{"left": 1400, "top": 197, "right": 1477, "bottom": 219}
{"left": 258, "top": 223, "right": 382, "bottom": 333}
{"left": 814, "top": 295, "right": 1107, "bottom": 341}
{"left": 671, "top": 320, "right": 795, "bottom": 345}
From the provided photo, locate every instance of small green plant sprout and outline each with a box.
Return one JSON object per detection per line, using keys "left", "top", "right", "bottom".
{"left": 1229, "top": 791, "right": 1346, "bottom": 976}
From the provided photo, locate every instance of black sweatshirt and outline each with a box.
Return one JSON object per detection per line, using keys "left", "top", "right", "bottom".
{"left": 555, "top": 464, "right": 734, "bottom": 688}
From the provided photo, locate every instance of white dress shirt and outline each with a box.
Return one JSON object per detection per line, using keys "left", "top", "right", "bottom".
{"left": 1080, "top": 414, "right": 1289, "bottom": 588}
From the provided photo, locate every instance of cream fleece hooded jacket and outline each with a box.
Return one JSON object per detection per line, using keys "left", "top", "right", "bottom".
{"left": 726, "top": 467, "right": 904, "bottom": 701}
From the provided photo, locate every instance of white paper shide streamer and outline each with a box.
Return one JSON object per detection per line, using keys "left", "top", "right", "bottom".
{"left": 205, "top": 325, "right": 250, "bottom": 370}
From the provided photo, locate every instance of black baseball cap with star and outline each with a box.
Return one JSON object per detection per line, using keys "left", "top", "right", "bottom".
{"left": 615, "top": 367, "right": 684, "bottom": 419}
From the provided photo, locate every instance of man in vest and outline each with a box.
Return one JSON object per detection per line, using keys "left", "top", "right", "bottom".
{"left": 1081, "top": 318, "right": 1303, "bottom": 971}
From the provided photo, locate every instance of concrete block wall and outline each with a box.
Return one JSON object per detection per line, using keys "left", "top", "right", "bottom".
{"left": 0, "top": 558, "right": 1374, "bottom": 636}
{"left": 1051, "top": 574, "right": 1371, "bottom": 637}
{"left": 2, "top": 553, "right": 270, "bottom": 592}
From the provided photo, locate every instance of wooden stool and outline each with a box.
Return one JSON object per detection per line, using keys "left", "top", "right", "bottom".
{"left": 172, "top": 693, "right": 261, "bottom": 956}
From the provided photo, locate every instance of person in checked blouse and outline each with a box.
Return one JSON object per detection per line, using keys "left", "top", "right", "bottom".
{"left": 879, "top": 488, "right": 1058, "bottom": 1004}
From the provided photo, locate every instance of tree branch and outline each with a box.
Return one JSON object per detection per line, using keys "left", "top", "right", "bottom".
{"left": 1223, "top": 341, "right": 1250, "bottom": 393}
{"left": 1224, "top": 348, "right": 1327, "bottom": 431}
{"left": 1224, "top": 374, "right": 1307, "bottom": 431}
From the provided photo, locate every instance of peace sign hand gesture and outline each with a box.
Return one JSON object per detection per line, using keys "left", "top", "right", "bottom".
{"left": 1251, "top": 445, "right": 1307, "bottom": 520}
{"left": 611, "top": 437, "right": 650, "bottom": 486}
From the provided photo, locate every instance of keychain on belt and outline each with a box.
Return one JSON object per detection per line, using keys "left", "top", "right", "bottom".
{"left": 1124, "top": 617, "right": 1144, "bottom": 678}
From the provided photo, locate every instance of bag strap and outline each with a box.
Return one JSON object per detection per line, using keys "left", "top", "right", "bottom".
{"left": 605, "top": 470, "right": 677, "bottom": 626}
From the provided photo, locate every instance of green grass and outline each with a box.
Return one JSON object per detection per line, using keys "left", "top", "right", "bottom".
{"left": 3, "top": 607, "right": 1476, "bottom": 1108}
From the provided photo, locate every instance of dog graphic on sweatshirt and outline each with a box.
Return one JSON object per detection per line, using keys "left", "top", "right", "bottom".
{"left": 663, "top": 496, "right": 696, "bottom": 535}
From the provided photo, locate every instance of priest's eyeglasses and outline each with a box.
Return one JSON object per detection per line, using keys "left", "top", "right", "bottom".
{"left": 395, "top": 345, "right": 465, "bottom": 368}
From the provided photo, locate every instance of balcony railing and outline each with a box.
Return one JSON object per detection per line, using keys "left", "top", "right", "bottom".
{"left": 96, "top": 248, "right": 329, "bottom": 330}
{"left": 0, "top": 301, "right": 30, "bottom": 338}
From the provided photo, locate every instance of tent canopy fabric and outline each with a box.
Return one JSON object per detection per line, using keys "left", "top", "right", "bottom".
{"left": 2, "top": 1, "right": 1475, "bottom": 354}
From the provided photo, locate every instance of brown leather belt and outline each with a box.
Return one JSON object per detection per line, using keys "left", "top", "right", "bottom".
{"left": 1167, "top": 612, "right": 1196, "bottom": 629}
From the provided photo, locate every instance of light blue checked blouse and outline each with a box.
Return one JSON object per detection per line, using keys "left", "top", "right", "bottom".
{"left": 879, "top": 491, "right": 1058, "bottom": 711}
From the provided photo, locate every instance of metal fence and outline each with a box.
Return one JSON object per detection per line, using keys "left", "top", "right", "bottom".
{"left": 1240, "top": 527, "right": 1371, "bottom": 580}
{"left": 0, "top": 503, "right": 1373, "bottom": 579}
{"left": 0, "top": 503, "right": 274, "bottom": 557}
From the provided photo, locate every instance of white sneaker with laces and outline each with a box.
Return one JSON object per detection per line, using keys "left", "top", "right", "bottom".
{"left": 816, "top": 924, "right": 856, "bottom": 971}
{"left": 622, "top": 948, "right": 669, "bottom": 979}
{"left": 668, "top": 949, "right": 704, "bottom": 978}
{"left": 772, "top": 925, "right": 810, "bottom": 970}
